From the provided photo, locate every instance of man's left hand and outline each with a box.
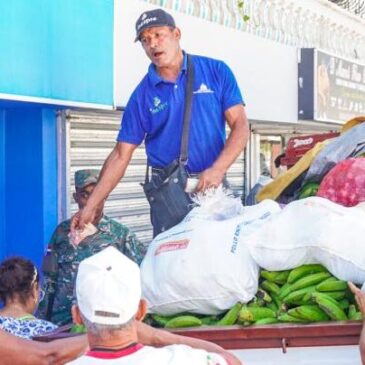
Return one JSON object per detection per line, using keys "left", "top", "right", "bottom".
{"left": 195, "top": 167, "right": 225, "bottom": 192}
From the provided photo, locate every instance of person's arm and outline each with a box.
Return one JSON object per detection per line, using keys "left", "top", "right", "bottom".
{"left": 348, "top": 282, "right": 365, "bottom": 365}
{"left": 136, "top": 322, "right": 242, "bottom": 365}
{"left": 44, "top": 335, "right": 88, "bottom": 365}
{"left": 0, "top": 330, "right": 87, "bottom": 365}
{"left": 196, "top": 104, "right": 249, "bottom": 191}
{"left": 72, "top": 142, "right": 138, "bottom": 230}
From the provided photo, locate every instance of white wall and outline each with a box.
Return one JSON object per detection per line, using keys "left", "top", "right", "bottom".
{"left": 114, "top": 0, "right": 298, "bottom": 123}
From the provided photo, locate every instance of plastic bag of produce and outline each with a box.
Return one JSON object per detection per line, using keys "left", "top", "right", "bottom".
{"left": 245, "top": 196, "right": 365, "bottom": 284}
{"left": 141, "top": 188, "right": 280, "bottom": 315}
{"left": 303, "top": 122, "right": 365, "bottom": 184}
{"left": 257, "top": 141, "right": 327, "bottom": 202}
{"left": 316, "top": 157, "right": 365, "bottom": 207}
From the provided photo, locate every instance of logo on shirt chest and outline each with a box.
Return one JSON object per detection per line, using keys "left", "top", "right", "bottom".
{"left": 149, "top": 97, "right": 168, "bottom": 114}
{"left": 193, "top": 83, "right": 214, "bottom": 94}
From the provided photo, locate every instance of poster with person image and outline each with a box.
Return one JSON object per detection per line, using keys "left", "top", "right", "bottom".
{"left": 299, "top": 49, "right": 365, "bottom": 123}
{"left": 315, "top": 50, "right": 365, "bottom": 122}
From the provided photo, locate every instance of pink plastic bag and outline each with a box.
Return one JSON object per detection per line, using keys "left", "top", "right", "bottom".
{"left": 316, "top": 157, "right": 365, "bottom": 207}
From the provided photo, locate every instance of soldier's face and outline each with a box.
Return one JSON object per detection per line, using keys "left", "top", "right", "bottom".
{"left": 74, "top": 184, "right": 104, "bottom": 214}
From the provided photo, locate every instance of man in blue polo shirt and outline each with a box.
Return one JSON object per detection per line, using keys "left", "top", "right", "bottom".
{"left": 72, "top": 8, "right": 249, "bottom": 235}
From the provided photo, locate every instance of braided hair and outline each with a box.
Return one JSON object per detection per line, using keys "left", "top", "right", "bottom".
{"left": 0, "top": 257, "right": 39, "bottom": 305}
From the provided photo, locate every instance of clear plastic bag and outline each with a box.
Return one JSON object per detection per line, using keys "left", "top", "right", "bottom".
{"left": 191, "top": 185, "right": 244, "bottom": 220}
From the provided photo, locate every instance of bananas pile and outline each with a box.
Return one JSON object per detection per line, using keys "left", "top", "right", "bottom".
{"left": 242, "top": 264, "right": 362, "bottom": 325}
{"left": 147, "top": 264, "right": 363, "bottom": 328}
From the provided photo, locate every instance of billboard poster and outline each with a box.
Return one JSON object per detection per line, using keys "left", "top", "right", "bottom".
{"left": 298, "top": 48, "right": 365, "bottom": 123}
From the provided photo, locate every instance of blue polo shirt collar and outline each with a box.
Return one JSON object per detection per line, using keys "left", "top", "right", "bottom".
{"left": 148, "top": 51, "right": 188, "bottom": 86}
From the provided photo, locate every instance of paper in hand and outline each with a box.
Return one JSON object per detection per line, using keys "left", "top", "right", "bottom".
{"left": 69, "top": 223, "right": 98, "bottom": 247}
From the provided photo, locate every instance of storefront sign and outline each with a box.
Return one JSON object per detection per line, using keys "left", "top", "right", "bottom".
{"left": 298, "top": 48, "right": 365, "bottom": 123}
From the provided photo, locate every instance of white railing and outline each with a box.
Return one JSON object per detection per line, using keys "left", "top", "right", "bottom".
{"left": 142, "top": 0, "right": 365, "bottom": 63}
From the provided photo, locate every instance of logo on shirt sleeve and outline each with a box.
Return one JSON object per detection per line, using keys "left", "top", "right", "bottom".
{"left": 193, "top": 83, "right": 214, "bottom": 94}
{"left": 149, "top": 96, "right": 168, "bottom": 114}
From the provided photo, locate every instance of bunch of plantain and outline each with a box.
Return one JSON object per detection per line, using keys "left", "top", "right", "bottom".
{"left": 145, "top": 305, "right": 242, "bottom": 329}
{"left": 145, "top": 264, "right": 362, "bottom": 329}
{"left": 245, "top": 264, "right": 363, "bottom": 326}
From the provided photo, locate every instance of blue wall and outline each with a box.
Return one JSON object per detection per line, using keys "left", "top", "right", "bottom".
{"left": 0, "top": 0, "right": 114, "bottom": 268}
{"left": 0, "top": 106, "right": 57, "bottom": 269}
{"left": 42, "top": 109, "right": 58, "bottom": 250}
{"left": 0, "top": 0, "right": 113, "bottom": 106}
{"left": 0, "top": 111, "right": 5, "bottom": 261}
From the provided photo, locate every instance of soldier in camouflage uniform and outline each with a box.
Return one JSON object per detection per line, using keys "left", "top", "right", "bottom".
{"left": 38, "top": 169, "right": 145, "bottom": 326}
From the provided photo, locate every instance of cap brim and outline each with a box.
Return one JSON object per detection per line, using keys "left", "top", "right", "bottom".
{"left": 77, "top": 180, "right": 98, "bottom": 189}
{"left": 134, "top": 24, "right": 175, "bottom": 42}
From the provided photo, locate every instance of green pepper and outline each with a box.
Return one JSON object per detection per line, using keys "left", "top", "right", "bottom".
{"left": 299, "top": 182, "right": 320, "bottom": 199}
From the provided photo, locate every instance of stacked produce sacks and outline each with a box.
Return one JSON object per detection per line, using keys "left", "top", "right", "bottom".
{"left": 244, "top": 196, "right": 365, "bottom": 284}
{"left": 141, "top": 120, "right": 365, "bottom": 329}
{"left": 146, "top": 264, "right": 362, "bottom": 328}
{"left": 141, "top": 192, "right": 365, "bottom": 325}
{"left": 141, "top": 190, "right": 280, "bottom": 315}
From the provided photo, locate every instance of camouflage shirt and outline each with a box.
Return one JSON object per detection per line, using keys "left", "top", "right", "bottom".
{"left": 37, "top": 215, "right": 145, "bottom": 326}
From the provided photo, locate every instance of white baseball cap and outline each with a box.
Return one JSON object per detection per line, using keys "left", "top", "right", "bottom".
{"left": 75, "top": 246, "right": 141, "bottom": 325}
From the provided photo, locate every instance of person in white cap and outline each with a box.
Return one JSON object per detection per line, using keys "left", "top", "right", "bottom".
{"left": 67, "top": 246, "right": 242, "bottom": 365}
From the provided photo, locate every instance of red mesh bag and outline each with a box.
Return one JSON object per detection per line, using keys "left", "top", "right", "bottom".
{"left": 316, "top": 157, "right": 365, "bottom": 207}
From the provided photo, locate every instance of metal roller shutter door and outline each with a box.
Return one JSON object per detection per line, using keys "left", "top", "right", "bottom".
{"left": 65, "top": 109, "right": 246, "bottom": 246}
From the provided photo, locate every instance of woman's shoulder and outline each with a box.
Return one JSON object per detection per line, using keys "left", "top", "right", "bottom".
{"left": 0, "top": 315, "right": 58, "bottom": 339}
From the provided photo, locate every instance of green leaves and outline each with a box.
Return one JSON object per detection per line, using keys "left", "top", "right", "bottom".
{"left": 237, "top": 1, "right": 250, "bottom": 22}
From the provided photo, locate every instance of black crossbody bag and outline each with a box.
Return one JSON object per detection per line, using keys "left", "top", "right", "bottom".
{"left": 142, "top": 54, "right": 195, "bottom": 237}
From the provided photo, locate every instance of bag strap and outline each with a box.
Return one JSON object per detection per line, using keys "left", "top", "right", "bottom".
{"left": 179, "top": 54, "right": 195, "bottom": 165}
{"left": 144, "top": 54, "right": 195, "bottom": 183}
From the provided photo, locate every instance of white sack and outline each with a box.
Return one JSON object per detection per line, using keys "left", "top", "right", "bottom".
{"left": 141, "top": 190, "right": 280, "bottom": 315}
{"left": 245, "top": 196, "right": 365, "bottom": 284}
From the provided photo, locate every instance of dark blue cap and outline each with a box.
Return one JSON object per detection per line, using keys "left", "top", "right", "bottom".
{"left": 135, "top": 9, "right": 176, "bottom": 42}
